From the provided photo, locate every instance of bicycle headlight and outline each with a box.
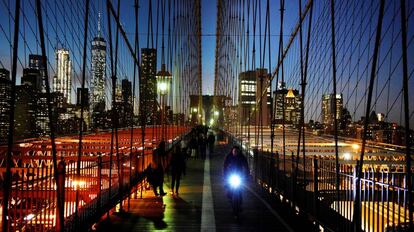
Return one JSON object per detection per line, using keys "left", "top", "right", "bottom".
{"left": 228, "top": 174, "right": 242, "bottom": 189}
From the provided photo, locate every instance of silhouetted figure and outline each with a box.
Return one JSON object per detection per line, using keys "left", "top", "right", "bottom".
{"left": 147, "top": 150, "right": 166, "bottom": 197}
{"left": 189, "top": 136, "right": 198, "bottom": 159}
{"left": 170, "top": 146, "right": 186, "bottom": 195}
{"left": 199, "top": 134, "right": 206, "bottom": 159}
{"left": 207, "top": 132, "right": 215, "bottom": 154}
{"left": 223, "top": 146, "right": 249, "bottom": 200}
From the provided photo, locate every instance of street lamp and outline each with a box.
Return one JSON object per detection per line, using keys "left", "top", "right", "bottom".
{"left": 156, "top": 64, "right": 172, "bottom": 142}
{"left": 158, "top": 81, "right": 168, "bottom": 95}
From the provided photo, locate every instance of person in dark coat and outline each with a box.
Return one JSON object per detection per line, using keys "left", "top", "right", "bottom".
{"left": 223, "top": 146, "right": 249, "bottom": 178}
{"left": 207, "top": 132, "right": 215, "bottom": 154}
{"left": 189, "top": 136, "right": 198, "bottom": 159}
{"left": 223, "top": 146, "right": 249, "bottom": 202}
{"left": 198, "top": 134, "right": 207, "bottom": 159}
{"left": 147, "top": 149, "right": 166, "bottom": 197}
{"left": 170, "top": 146, "right": 186, "bottom": 195}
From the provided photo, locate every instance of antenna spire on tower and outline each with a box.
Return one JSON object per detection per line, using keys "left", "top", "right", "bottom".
{"left": 98, "top": 12, "right": 101, "bottom": 37}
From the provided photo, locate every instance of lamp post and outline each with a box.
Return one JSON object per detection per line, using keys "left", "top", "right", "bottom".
{"left": 156, "top": 64, "right": 172, "bottom": 143}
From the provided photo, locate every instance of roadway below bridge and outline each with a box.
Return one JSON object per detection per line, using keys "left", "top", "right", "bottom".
{"left": 94, "top": 139, "right": 303, "bottom": 231}
{"left": 230, "top": 127, "right": 409, "bottom": 170}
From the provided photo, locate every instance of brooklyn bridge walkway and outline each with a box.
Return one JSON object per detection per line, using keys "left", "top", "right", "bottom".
{"left": 94, "top": 139, "right": 296, "bottom": 232}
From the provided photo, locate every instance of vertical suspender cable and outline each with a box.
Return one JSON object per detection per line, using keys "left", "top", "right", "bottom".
{"left": 353, "top": 0, "right": 385, "bottom": 230}
{"left": 329, "top": 0, "right": 341, "bottom": 220}
{"left": 112, "top": 0, "right": 122, "bottom": 212}
{"left": 280, "top": 0, "right": 286, "bottom": 178}
{"left": 106, "top": 0, "right": 114, "bottom": 216}
{"left": 3, "top": 1, "right": 20, "bottom": 231}
{"left": 294, "top": 0, "right": 305, "bottom": 202}
{"left": 301, "top": 0, "right": 313, "bottom": 209}
{"left": 35, "top": 0, "right": 64, "bottom": 230}
{"left": 75, "top": 0, "right": 90, "bottom": 225}
{"left": 399, "top": 0, "right": 412, "bottom": 226}
{"left": 131, "top": 0, "right": 140, "bottom": 199}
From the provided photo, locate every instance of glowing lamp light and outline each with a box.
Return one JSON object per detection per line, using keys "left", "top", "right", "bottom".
{"left": 24, "top": 213, "right": 35, "bottom": 221}
{"left": 228, "top": 174, "right": 242, "bottom": 188}
{"left": 158, "top": 82, "right": 168, "bottom": 94}
{"left": 343, "top": 153, "right": 352, "bottom": 160}
{"left": 72, "top": 180, "right": 87, "bottom": 190}
{"left": 214, "top": 111, "right": 219, "bottom": 116}
{"left": 351, "top": 144, "right": 360, "bottom": 150}
{"left": 192, "top": 108, "right": 198, "bottom": 113}
{"left": 156, "top": 63, "right": 172, "bottom": 95}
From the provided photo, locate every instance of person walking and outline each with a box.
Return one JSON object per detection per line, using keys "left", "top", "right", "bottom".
{"left": 207, "top": 132, "right": 215, "bottom": 154}
{"left": 199, "top": 134, "right": 206, "bottom": 159}
{"left": 189, "top": 136, "right": 198, "bottom": 159}
{"left": 170, "top": 146, "right": 186, "bottom": 195}
{"left": 147, "top": 146, "right": 167, "bottom": 197}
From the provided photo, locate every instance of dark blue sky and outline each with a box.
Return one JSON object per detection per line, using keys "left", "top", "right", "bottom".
{"left": 0, "top": 0, "right": 413, "bottom": 125}
{"left": 0, "top": 0, "right": 298, "bottom": 95}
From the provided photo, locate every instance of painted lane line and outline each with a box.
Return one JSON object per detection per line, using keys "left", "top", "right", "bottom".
{"left": 201, "top": 152, "right": 216, "bottom": 232}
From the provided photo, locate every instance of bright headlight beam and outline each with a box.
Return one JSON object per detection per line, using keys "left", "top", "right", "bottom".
{"left": 229, "top": 174, "right": 242, "bottom": 188}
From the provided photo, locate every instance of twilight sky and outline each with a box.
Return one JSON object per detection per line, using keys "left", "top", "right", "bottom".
{"left": 0, "top": 0, "right": 413, "bottom": 126}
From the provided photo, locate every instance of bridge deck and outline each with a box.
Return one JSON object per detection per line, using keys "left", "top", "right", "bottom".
{"left": 95, "top": 142, "right": 294, "bottom": 231}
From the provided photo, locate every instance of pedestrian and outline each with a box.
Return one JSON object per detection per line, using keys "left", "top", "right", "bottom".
{"left": 170, "top": 146, "right": 186, "bottom": 195}
{"left": 180, "top": 138, "right": 188, "bottom": 157}
{"left": 146, "top": 148, "right": 167, "bottom": 197}
{"left": 198, "top": 134, "right": 206, "bottom": 159}
{"left": 207, "top": 132, "right": 215, "bottom": 154}
{"left": 189, "top": 136, "right": 198, "bottom": 159}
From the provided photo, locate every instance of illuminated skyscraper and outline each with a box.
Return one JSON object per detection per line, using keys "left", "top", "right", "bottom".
{"left": 274, "top": 88, "right": 301, "bottom": 125}
{"left": 239, "top": 69, "right": 271, "bottom": 126}
{"left": 91, "top": 13, "right": 106, "bottom": 113}
{"left": 28, "top": 54, "right": 49, "bottom": 135}
{"left": 121, "top": 79, "right": 133, "bottom": 126}
{"left": 0, "top": 69, "right": 11, "bottom": 144}
{"left": 141, "top": 48, "right": 157, "bottom": 123}
{"left": 29, "top": 54, "right": 46, "bottom": 92}
{"left": 53, "top": 48, "right": 72, "bottom": 104}
{"left": 322, "top": 93, "right": 343, "bottom": 126}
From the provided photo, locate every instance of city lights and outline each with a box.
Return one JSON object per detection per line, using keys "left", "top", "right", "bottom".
{"left": 343, "top": 152, "right": 352, "bottom": 160}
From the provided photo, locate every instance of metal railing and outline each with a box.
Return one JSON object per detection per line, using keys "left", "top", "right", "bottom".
{"left": 1, "top": 126, "right": 190, "bottom": 231}
{"left": 229, "top": 133, "right": 413, "bottom": 232}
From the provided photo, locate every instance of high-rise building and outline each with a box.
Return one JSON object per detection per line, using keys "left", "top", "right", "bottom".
{"left": 29, "top": 54, "right": 46, "bottom": 92}
{"left": 28, "top": 54, "right": 49, "bottom": 135}
{"left": 121, "top": 79, "right": 133, "bottom": 126}
{"left": 15, "top": 84, "right": 37, "bottom": 140}
{"left": 21, "top": 68, "right": 43, "bottom": 91}
{"left": 76, "top": 87, "right": 89, "bottom": 107}
{"left": 122, "top": 79, "right": 132, "bottom": 104}
{"left": 91, "top": 14, "right": 106, "bottom": 113}
{"left": 321, "top": 93, "right": 343, "bottom": 127}
{"left": 22, "top": 68, "right": 49, "bottom": 136}
{"left": 239, "top": 69, "right": 271, "bottom": 126}
{"left": 0, "top": 69, "right": 11, "bottom": 144}
{"left": 141, "top": 48, "right": 157, "bottom": 123}
{"left": 53, "top": 48, "right": 72, "bottom": 104}
{"left": 274, "top": 88, "right": 301, "bottom": 125}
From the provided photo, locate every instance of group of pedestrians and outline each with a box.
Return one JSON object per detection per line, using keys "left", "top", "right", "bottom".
{"left": 187, "top": 127, "right": 216, "bottom": 160}
{"left": 146, "top": 140, "right": 187, "bottom": 197}
{"left": 145, "top": 127, "right": 216, "bottom": 197}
